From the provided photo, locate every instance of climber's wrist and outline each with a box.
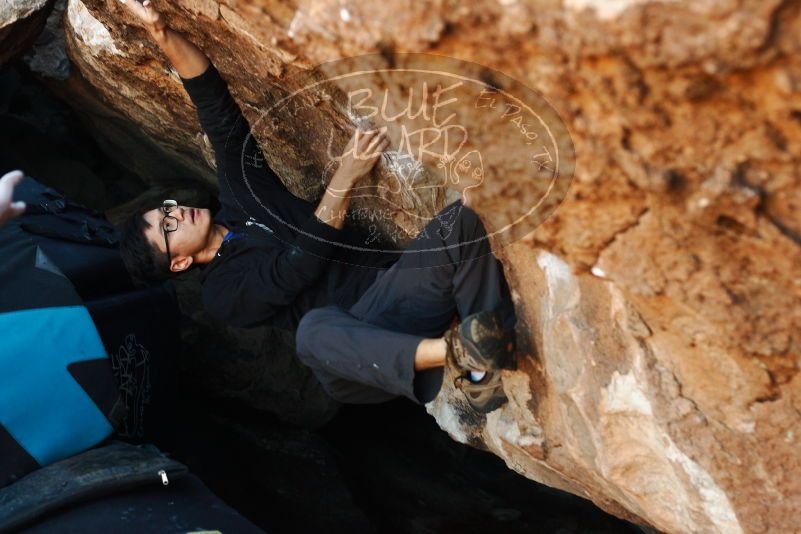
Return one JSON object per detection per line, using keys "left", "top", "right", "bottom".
{"left": 147, "top": 22, "right": 168, "bottom": 42}
{"left": 329, "top": 166, "right": 357, "bottom": 190}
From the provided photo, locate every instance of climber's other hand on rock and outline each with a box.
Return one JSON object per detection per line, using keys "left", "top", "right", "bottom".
{"left": 118, "top": 0, "right": 165, "bottom": 34}
{"left": 333, "top": 128, "right": 390, "bottom": 188}
{"left": 0, "top": 170, "right": 26, "bottom": 227}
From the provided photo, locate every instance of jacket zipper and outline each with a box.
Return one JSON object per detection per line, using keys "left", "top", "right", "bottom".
{"left": 216, "top": 218, "right": 274, "bottom": 258}
{"left": 246, "top": 218, "right": 274, "bottom": 234}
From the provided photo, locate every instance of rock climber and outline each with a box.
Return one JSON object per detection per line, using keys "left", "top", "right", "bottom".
{"left": 117, "top": 0, "right": 517, "bottom": 413}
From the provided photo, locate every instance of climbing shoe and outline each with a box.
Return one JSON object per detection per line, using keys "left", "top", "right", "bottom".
{"left": 444, "top": 310, "right": 516, "bottom": 413}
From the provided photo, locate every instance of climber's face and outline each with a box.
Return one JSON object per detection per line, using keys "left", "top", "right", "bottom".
{"left": 142, "top": 204, "right": 212, "bottom": 273}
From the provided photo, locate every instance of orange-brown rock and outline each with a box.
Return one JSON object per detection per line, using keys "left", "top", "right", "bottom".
{"left": 34, "top": 0, "right": 801, "bottom": 532}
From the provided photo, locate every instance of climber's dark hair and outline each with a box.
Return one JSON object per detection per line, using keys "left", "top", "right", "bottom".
{"left": 119, "top": 205, "right": 175, "bottom": 286}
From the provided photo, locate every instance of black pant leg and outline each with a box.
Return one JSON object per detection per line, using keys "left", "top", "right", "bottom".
{"left": 359, "top": 201, "right": 515, "bottom": 329}
{"left": 295, "top": 306, "right": 422, "bottom": 403}
{"left": 295, "top": 202, "right": 515, "bottom": 404}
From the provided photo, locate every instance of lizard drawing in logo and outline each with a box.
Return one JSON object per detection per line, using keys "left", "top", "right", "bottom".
{"left": 431, "top": 148, "right": 484, "bottom": 240}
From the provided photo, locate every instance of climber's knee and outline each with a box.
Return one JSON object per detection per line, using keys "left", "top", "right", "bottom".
{"left": 295, "top": 307, "right": 330, "bottom": 362}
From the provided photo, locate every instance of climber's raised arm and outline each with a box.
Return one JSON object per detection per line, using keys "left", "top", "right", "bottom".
{"left": 117, "top": 0, "right": 241, "bottom": 152}
{"left": 117, "top": 0, "right": 390, "bottom": 232}
{"left": 117, "top": 0, "right": 238, "bottom": 151}
{"left": 118, "top": 0, "right": 285, "bottom": 211}
{"left": 118, "top": 0, "right": 208, "bottom": 78}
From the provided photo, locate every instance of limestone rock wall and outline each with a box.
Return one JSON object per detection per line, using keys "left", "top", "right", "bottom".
{"left": 0, "top": 0, "right": 54, "bottom": 63}
{"left": 28, "top": 0, "right": 801, "bottom": 532}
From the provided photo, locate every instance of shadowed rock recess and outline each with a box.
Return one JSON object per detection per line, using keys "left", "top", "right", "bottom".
{"left": 0, "top": 0, "right": 55, "bottom": 63}
{"left": 12, "top": 0, "right": 801, "bottom": 532}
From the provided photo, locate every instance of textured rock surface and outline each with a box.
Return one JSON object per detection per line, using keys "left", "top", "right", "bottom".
{"left": 0, "top": 0, "right": 55, "bottom": 63}
{"left": 29, "top": 0, "right": 801, "bottom": 532}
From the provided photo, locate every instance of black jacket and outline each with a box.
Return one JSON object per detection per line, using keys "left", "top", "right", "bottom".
{"left": 181, "top": 65, "right": 395, "bottom": 330}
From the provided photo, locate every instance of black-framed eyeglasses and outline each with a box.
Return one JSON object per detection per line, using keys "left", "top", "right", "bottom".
{"left": 160, "top": 199, "right": 178, "bottom": 263}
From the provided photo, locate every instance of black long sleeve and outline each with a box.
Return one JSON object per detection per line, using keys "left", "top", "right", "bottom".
{"left": 180, "top": 64, "right": 291, "bottom": 211}
{"left": 201, "top": 215, "right": 345, "bottom": 328}
{"left": 181, "top": 64, "right": 350, "bottom": 329}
